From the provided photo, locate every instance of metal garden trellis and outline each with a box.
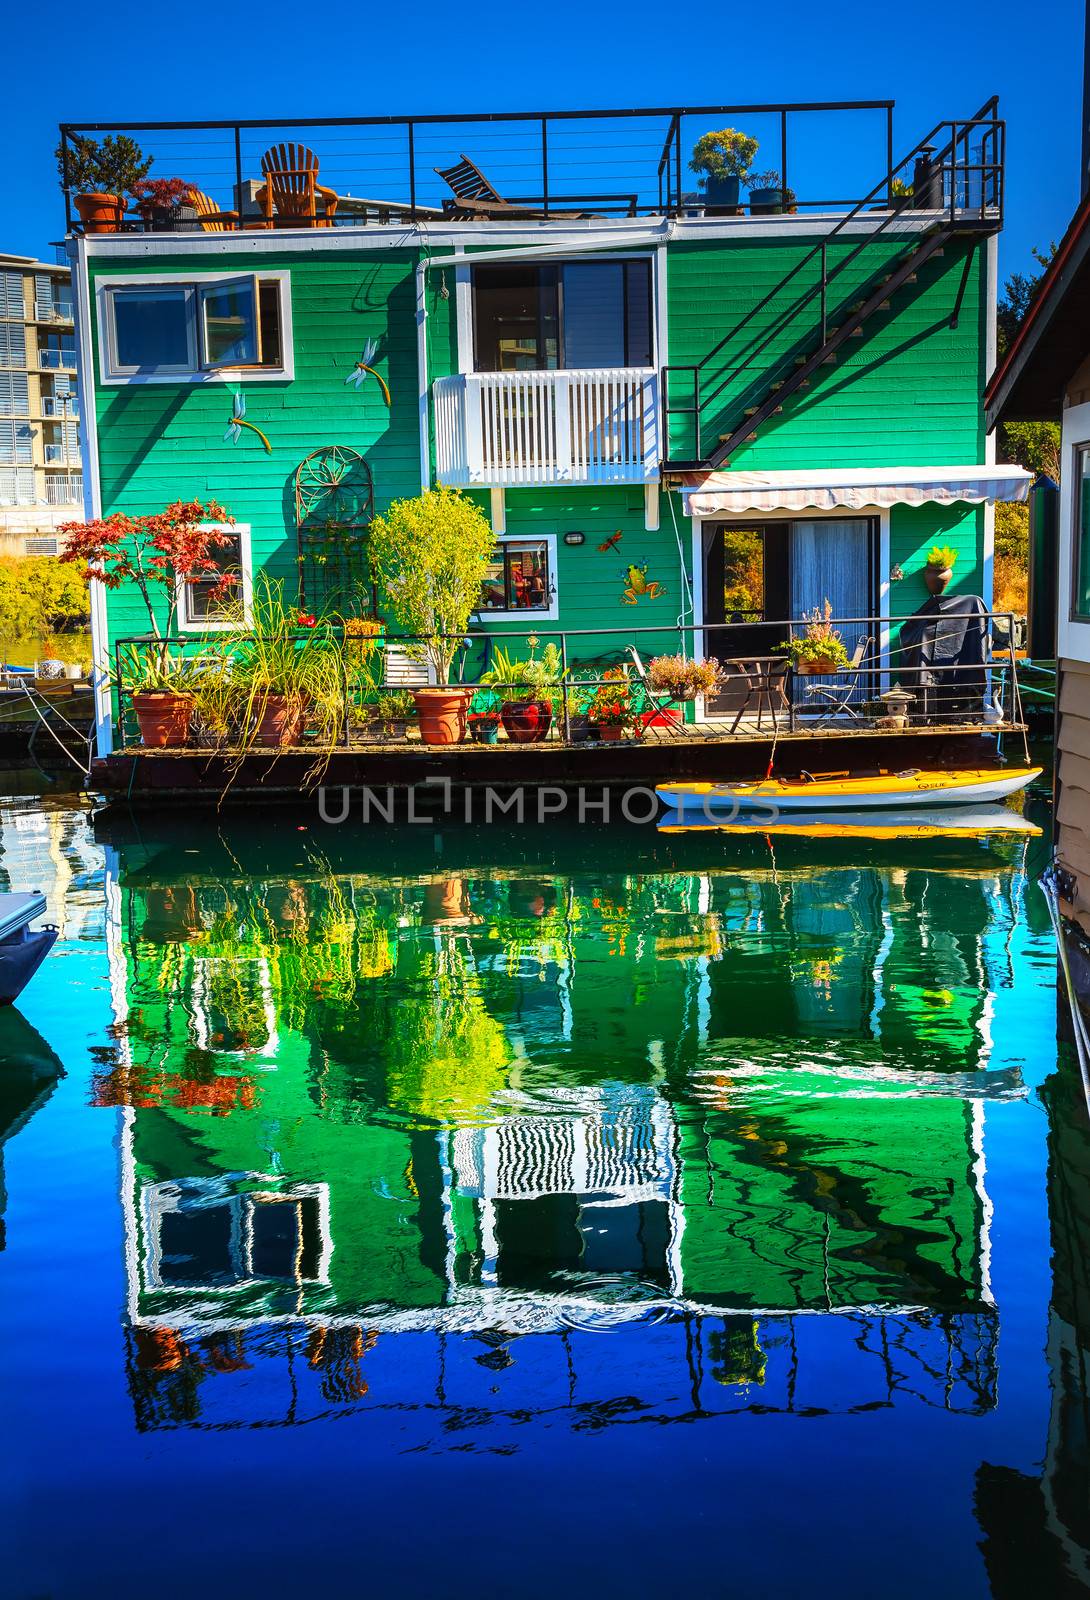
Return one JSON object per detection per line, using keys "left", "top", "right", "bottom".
{"left": 294, "top": 446, "right": 376, "bottom": 613}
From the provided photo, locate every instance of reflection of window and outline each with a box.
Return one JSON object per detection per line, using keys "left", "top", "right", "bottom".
{"left": 143, "top": 1179, "right": 330, "bottom": 1291}
{"left": 177, "top": 524, "right": 252, "bottom": 630}
{"left": 1074, "top": 444, "right": 1090, "bottom": 621}
{"left": 100, "top": 274, "right": 289, "bottom": 382}
{"left": 479, "top": 539, "right": 553, "bottom": 613}
{"left": 472, "top": 260, "right": 653, "bottom": 372}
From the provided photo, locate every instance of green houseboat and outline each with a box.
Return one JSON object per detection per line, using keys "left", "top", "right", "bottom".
{"left": 61, "top": 99, "right": 1031, "bottom": 773}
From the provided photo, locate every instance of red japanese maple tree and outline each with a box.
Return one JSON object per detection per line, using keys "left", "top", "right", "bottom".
{"left": 60, "top": 499, "right": 236, "bottom": 665}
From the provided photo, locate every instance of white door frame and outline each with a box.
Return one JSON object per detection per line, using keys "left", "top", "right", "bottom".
{"left": 690, "top": 508, "right": 892, "bottom": 719}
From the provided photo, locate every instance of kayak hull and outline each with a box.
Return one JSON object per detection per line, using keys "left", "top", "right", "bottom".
{"left": 657, "top": 766, "right": 1043, "bottom": 814}
{"left": 657, "top": 803, "right": 1042, "bottom": 839}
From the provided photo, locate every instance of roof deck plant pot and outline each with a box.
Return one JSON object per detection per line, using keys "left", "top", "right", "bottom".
{"left": 132, "top": 177, "right": 189, "bottom": 232}
{"left": 924, "top": 544, "right": 957, "bottom": 596}
{"left": 58, "top": 132, "right": 152, "bottom": 235}
{"left": 73, "top": 192, "right": 124, "bottom": 234}
{"left": 689, "top": 128, "right": 758, "bottom": 217}
{"left": 748, "top": 172, "right": 787, "bottom": 215}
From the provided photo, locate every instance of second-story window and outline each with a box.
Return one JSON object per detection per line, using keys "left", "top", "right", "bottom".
{"left": 472, "top": 260, "right": 652, "bottom": 372}
{"left": 98, "top": 274, "right": 290, "bottom": 383}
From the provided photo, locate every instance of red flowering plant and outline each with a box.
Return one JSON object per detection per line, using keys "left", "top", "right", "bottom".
{"left": 131, "top": 177, "right": 190, "bottom": 218}
{"left": 583, "top": 666, "right": 635, "bottom": 728}
{"left": 60, "top": 499, "right": 236, "bottom": 683}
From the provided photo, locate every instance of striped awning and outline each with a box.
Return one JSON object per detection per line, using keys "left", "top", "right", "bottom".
{"left": 677, "top": 464, "right": 1033, "bottom": 517}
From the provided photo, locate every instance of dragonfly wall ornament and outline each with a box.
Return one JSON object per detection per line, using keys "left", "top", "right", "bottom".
{"left": 597, "top": 529, "right": 623, "bottom": 553}
{"left": 224, "top": 390, "right": 271, "bottom": 453}
{"left": 345, "top": 339, "right": 391, "bottom": 406}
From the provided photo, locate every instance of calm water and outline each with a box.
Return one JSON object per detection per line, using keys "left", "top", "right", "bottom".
{"left": 0, "top": 791, "right": 1087, "bottom": 1597}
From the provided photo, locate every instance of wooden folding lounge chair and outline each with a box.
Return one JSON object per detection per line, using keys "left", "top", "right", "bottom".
{"left": 256, "top": 144, "right": 340, "bottom": 228}
{"left": 434, "top": 154, "right": 584, "bottom": 220}
{"left": 185, "top": 187, "right": 239, "bottom": 231}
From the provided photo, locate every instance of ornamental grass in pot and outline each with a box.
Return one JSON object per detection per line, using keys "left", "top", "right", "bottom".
{"left": 230, "top": 578, "right": 345, "bottom": 751}
{"left": 368, "top": 487, "right": 496, "bottom": 745}
{"left": 482, "top": 639, "right": 562, "bottom": 743}
{"left": 120, "top": 646, "right": 195, "bottom": 748}
{"left": 780, "top": 600, "right": 851, "bottom": 676}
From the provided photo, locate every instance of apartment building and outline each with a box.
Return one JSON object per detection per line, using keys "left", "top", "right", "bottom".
{"left": 0, "top": 252, "right": 82, "bottom": 555}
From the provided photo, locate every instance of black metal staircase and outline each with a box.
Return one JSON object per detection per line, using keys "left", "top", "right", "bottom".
{"left": 660, "top": 98, "right": 1004, "bottom": 474}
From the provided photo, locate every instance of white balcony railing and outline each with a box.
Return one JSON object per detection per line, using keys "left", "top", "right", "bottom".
{"left": 45, "top": 475, "right": 82, "bottom": 505}
{"left": 35, "top": 301, "right": 74, "bottom": 323}
{"left": 40, "top": 397, "right": 78, "bottom": 419}
{"left": 39, "top": 348, "right": 76, "bottom": 370}
{"left": 434, "top": 368, "right": 659, "bottom": 487}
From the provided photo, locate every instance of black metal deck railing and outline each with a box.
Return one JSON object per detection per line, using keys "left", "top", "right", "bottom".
{"left": 111, "top": 611, "right": 1029, "bottom": 760}
{"left": 58, "top": 100, "right": 915, "bottom": 234}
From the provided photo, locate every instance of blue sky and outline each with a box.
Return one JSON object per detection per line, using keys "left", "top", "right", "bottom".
{"left": 8, "top": 0, "right": 1080, "bottom": 294}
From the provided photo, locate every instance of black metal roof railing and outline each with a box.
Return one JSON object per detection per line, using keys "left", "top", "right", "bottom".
{"left": 57, "top": 100, "right": 902, "bottom": 233}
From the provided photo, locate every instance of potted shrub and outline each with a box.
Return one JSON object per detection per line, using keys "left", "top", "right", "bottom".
{"left": 56, "top": 133, "right": 152, "bottom": 234}
{"left": 131, "top": 177, "right": 189, "bottom": 232}
{"left": 59, "top": 497, "right": 237, "bottom": 741}
{"left": 748, "top": 170, "right": 787, "bottom": 216}
{"left": 645, "top": 654, "right": 722, "bottom": 702}
{"left": 121, "top": 646, "right": 194, "bottom": 748}
{"left": 468, "top": 709, "right": 502, "bottom": 744}
{"left": 780, "top": 600, "right": 851, "bottom": 676}
{"left": 373, "top": 689, "right": 415, "bottom": 739}
{"left": 924, "top": 544, "right": 958, "bottom": 596}
{"left": 689, "top": 128, "right": 758, "bottom": 215}
{"left": 584, "top": 667, "right": 635, "bottom": 740}
{"left": 481, "top": 639, "right": 562, "bottom": 743}
{"left": 368, "top": 487, "right": 496, "bottom": 745}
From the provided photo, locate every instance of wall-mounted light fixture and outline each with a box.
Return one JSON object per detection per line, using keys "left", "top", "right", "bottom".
{"left": 563, "top": 531, "right": 585, "bottom": 546}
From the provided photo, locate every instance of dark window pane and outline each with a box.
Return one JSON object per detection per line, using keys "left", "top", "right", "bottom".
{"left": 158, "top": 1203, "right": 236, "bottom": 1285}
{"left": 1077, "top": 447, "right": 1090, "bottom": 618}
{"left": 624, "top": 261, "right": 653, "bottom": 367}
{"left": 562, "top": 263, "right": 625, "bottom": 368}
{"left": 183, "top": 533, "right": 241, "bottom": 624}
{"left": 258, "top": 282, "right": 282, "bottom": 367}
{"left": 113, "top": 289, "right": 190, "bottom": 369}
{"left": 473, "top": 266, "right": 559, "bottom": 372}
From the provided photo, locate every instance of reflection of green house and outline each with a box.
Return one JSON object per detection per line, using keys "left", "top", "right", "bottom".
{"left": 106, "top": 836, "right": 1013, "bottom": 1428}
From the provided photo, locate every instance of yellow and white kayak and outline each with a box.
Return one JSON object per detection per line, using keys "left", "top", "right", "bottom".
{"left": 657, "top": 765, "right": 1042, "bottom": 814}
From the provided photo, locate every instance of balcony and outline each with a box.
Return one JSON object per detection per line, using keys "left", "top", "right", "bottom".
{"left": 39, "top": 348, "right": 76, "bottom": 370}
{"left": 43, "top": 443, "right": 77, "bottom": 465}
{"left": 45, "top": 475, "right": 82, "bottom": 505}
{"left": 35, "top": 301, "right": 74, "bottom": 324}
{"left": 434, "top": 369, "right": 658, "bottom": 488}
{"left": 40, "top": 396, "right": 78, "bottom": 419}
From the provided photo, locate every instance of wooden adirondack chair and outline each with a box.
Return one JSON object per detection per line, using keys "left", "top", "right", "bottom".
{"left": 434, "top": 154, "right": 598, "bottom": 220}
{"left": 256, "top": 144, "right": 340, "bottom": 227}
{"left": 185, "top": 187, "right": 239, "bottom": 231}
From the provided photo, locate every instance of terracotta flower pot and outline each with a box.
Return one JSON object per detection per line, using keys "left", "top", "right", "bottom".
{"left": 413, "top": 687, "right": 471, "bottom": 745}
{"left": 798, "top": 657, "right": 839, "bottom": 676}
{"left": 596, "top": 723, "right": 627, "bottom": 741}
{"left": 132, "top": 690, "right": 192, "bottom": 748}
{"left": 500, "top": 698, "right": 553, "bottom": 743}
{"left": 254, "top": 694, "right": 306, "bottom": 747}
{"left": 74, "top": 192, "right": 122, "bottom": 234}
{"left": 924, "top": 565, "right": 953, "bottom": 596}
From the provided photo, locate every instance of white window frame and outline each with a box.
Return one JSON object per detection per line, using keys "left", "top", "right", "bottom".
{"left": 175, "top": 522, "right": 253, "bottom": 632}
{"left": 95, "top": 270, "right": 294, "bottom": 386}
{"left": 476, "top": 531, "right": 559, "bottom": 623}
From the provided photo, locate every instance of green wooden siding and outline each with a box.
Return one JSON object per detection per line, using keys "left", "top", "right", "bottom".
{"left": 84, "top": 230, "right": 993, "bottom": 673}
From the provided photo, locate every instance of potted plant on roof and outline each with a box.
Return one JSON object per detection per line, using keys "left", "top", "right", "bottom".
{"left": 56, "top": 133, "right": 152, "bottom": 235}
{"left": 689, "top": 128, "right": 759, "bottom": 215}
{"left": 131, "top": 177, "right": 190, "bottom": 232}
{"left": 59, "top": 498, "right": 237, "bottom": 747}
{"left": 924, "top": 544, "right": 958, "bottom": 596}
{"left": 368, "top": 486, "right": 496, "bottom": 745}
{"left": 748, "top": 170, "right": 788, "bottom": 216}
{"left": 780, "top": 600, "right": 851, "bottom": 676}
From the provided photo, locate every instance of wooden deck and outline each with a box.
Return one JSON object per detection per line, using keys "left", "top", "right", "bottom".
{"left": 93, "top": 718, "right": 1023, "bottom": 805}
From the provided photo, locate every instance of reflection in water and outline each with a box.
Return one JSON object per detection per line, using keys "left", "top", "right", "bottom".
{"left": 100, "top": 825, "right": 1038, "bottom": 1440}
{"left": 0, "top": 1010, "right": 63, "bottom": 1251}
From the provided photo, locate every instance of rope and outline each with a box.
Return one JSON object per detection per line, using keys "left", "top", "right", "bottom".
{"left": 9, "top": 679, "right": 93, "bottom": 778}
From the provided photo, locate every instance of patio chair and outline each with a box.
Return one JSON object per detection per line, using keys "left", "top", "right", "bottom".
{"left": 801, "top": 635, "right": 876, "bottom": 725}
{"left": 724, "top": 656, "right": 791, "bottom": 735}
{"left": 256, "top": 144, "right": 340, "bottom": 228}
{"left": 185, "top": 187, "right": 239, "bottom": 232}
{"left": 434, "top": 154, "right": 585, "bottom": 220}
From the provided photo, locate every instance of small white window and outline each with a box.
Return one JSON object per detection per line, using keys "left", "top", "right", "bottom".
{"left": 176, "top": 523, "right": 252, "bottom": 630}
{"left": 99, "top": 273, "right": 291, "bottom": 384}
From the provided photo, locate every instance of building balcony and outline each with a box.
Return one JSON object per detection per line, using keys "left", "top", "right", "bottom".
{"left": 39, "top": 349, "right": 77, "bottom": 370}
{"left": 45, "top": 475, "right": 82, "bottom": 505}
{"left": 43, "top": 444, "right": 77, "bottom": 465}
{"left": 35, "top": 301, "right": 74, "bottom": 324}
{"left": 434, "top": 368, "right": 659, "bottom": 488}
{"left": 40, "top": 396, "right": 78, "bottom": 419}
